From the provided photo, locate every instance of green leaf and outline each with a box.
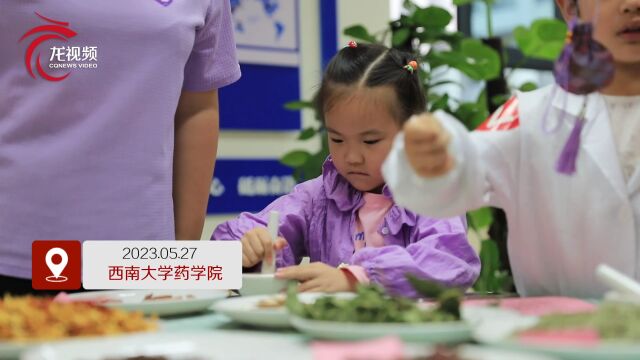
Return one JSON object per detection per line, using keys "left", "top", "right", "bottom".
{"left": 406, "top": 274, "right": 445, "bottom": 298}
{"left": 453, "top": 0, "right": 495, "bottom": 6}
{"left": 286, "top": 283, "right": 304, "bottom": 316}
{"left": 428, "top": 80, "right": 459, "bottom": 88}
{"left": 533, "top": 18, "right": 566, "bottom": 43}
{"left": 298, "top": 150, "right": 327, "bottom": 181}
{"left": 476, "top": 88, "right": 488, "bottom": 118}
{"left": 513, "top": 18, "right": 566, "bottom": 61}
{"left": 284, "top": 100, "right": 313, "bottom": 110}
{"left": 396, "top": 14, "right": 415, "bottom": 28}
{"left": 437, "top": 289, "right": 462, "bottom": 320}
{"left": 407, "top": 276, "right": 463, "bottom": 319}
{"left": 452, "top": 0, "right": 475, "bottom": 5}
{"left": 453, "top": 102, "right": 487, "bottom": 131}
{"left": 513, "top": 25, "right": 535, "bottom": 54}
{"left": 474, "top": 239, "right": 502, "bottom": 293}
{"left": 460, "top": 39, "right": 501, "bottom": 80}
{"left": 519, "top": 82, "right": 538, "bottom": 92}
{"left": 343, "top": 24, "right": 377, "bottom": 43}
{"left": 468, "top": 207, "right": 493, "bottom": 231}
{"left": 437, "top": 31, "right": 465, "bottom": 48}
{"left": 417, "top": 29, "right": 463, "bottom": 46}
{"left": 280, "top": 150, "right": 311, "bottom": 168}
{"left": 412, "top": 6, "right": 452, "bottom": 30}
{"left": 491, "top": 94, "right": 510, "bottom": 108}
{"left": 428, "top": 93, "right": 450, "bottom": 112}
{"left": 392, "top": 27, "right": 411, "bottom": 47}
{"left": 297, "top": 127, "right": 317, "bottom": 140}
{"left": 430, "top": 39, "right": 501, "bottom": 81}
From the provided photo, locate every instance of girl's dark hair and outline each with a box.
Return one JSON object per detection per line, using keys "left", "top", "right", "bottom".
{"left": 313, "top": 43, "right": 426, "bottom": 125}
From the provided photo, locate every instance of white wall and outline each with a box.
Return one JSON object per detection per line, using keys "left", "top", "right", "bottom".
{"left": 338, "top": 0, "right": 391, "bottom": 46}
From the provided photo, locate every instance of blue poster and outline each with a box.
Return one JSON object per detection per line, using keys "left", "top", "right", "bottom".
{"left": 207, "top": 159, "right": 297, "bottom": 214}
{"left": 219, "top": 64, "right": 300, "bottom": 130}
{"left": 221, "top": 0, "right": 301, "bottom": 131}
{"left": 232, "top": 0, "right": 300, "bottom": 66}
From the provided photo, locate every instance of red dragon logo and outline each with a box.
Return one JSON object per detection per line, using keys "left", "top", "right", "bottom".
{"left": 19, "top": 12, "right": 77, "bottom": 81}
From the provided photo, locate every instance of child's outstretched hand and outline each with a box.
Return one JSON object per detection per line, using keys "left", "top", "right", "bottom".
{"left": 275, "top": 262, "right": 354, "bottom": 292}
{"left": 241, "top": 227, "right": 288, "bottom": 268}
{"left": 403, "top": 113, "right": 455, "bottom": 178}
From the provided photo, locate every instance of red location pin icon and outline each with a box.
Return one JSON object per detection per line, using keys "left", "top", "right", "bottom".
{"left": 45, "top": 247, "right": 69, "bottom": 282}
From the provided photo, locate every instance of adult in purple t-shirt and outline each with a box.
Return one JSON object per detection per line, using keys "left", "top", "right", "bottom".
{"left": 0, "top": 0, "right": 241, "bottom": 294}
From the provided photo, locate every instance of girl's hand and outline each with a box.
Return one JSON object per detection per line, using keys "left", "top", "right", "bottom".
{"left": 275, "top": 262, "right": 355, "bottom": 292}
{"left": 403, "top": 113, "right": 455, "bottom": 178}
{"left": 240, "top": 227, "right": 287, "bottom": 268}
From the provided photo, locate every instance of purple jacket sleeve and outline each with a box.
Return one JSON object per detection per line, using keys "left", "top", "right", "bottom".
{"left": 350, "top": 215, "right": 480, "bottom": 298}
{"left": 211, "top": 178, "right": 321, "bottom": 270}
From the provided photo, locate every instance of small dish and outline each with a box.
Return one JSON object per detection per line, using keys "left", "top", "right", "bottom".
{"left": 241, "top": 273, "right": 290, "bottom": 296}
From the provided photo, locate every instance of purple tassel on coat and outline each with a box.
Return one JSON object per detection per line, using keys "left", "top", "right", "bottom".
{"left": 556, "top": 112, "right": 585, "bottom": 175}
{"left": 550, "top": 19, "right": 613, "bottom": 176}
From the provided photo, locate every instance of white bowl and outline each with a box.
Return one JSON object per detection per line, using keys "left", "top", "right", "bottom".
{"left": 241, "top": 274, "right": 291, "bottom": 296}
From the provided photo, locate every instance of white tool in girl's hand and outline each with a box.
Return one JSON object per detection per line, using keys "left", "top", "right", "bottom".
{"left": 261, "top": 210, "right": 279, "bottom": 274}
{"left": 596, "top": 263, "right": 640, "bottom": 300}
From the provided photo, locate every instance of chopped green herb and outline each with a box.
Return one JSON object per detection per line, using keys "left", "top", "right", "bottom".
{"left": 529, "top": 302, "right": 640, "bottom": 341}
{"left": 287, "top": 281, "right": 462, "bottom": 323}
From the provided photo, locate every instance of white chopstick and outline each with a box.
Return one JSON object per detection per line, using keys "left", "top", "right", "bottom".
{"left": 261, "top": 210, "right": 279, "bottom": 274}
{"left": 596, "top": 263, "right": 640, "bottom": 297}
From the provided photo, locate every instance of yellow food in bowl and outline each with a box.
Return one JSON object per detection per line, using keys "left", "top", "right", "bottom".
{"left": 0, "top": 295, "right": 157, "bottom": 342}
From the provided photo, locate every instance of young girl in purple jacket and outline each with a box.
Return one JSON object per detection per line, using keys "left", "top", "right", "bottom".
{"left": 213, "top": 43, "right": 480, "bottom": 297}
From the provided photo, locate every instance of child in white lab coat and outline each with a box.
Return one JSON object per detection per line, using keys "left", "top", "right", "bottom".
{"left": 383, "top": 0, "right": 640, "bottom": 298}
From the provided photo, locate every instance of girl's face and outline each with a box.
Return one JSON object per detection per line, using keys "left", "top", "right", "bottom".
{"left": 558, "top": 0, "right": 640, "bottom": 64}
{"left": 324, "top": 86, "right": 401, "bottom": 193}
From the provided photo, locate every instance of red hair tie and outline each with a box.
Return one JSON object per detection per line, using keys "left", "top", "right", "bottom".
{"left": 347, "top": 40, "right": 357, "bottom": 48}
{"left": 403, "top": 60, "right": 418, "bottom": 73}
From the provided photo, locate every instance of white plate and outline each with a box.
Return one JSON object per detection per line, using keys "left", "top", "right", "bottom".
{"left": 213, "top": 295, "right": 290, "bottom": 329}
{"left": 0, "top": 331, "right": 158, "bottom": 360}
{"left": 289, "top": 292, "right": 471, "bottom": 343}
{"left": 20, "top": 331, "right": 312, "bottom": 360}
{"left": 469, "top": 306, "right": 640, "bottom": 360}
{"left": 67, "top": 289, "right": 227, "bottom": 316}
{"left": 289, "top": 315, "right": 471, "bottom": 343}
{"left": 0, "top": 341, "right": 31, "bottom": 359}
{"left": 0, "top": 337, "right": 553, "bottom": 360}
{"left": 7, "top": 333, "right": 202, "bottom": 360}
